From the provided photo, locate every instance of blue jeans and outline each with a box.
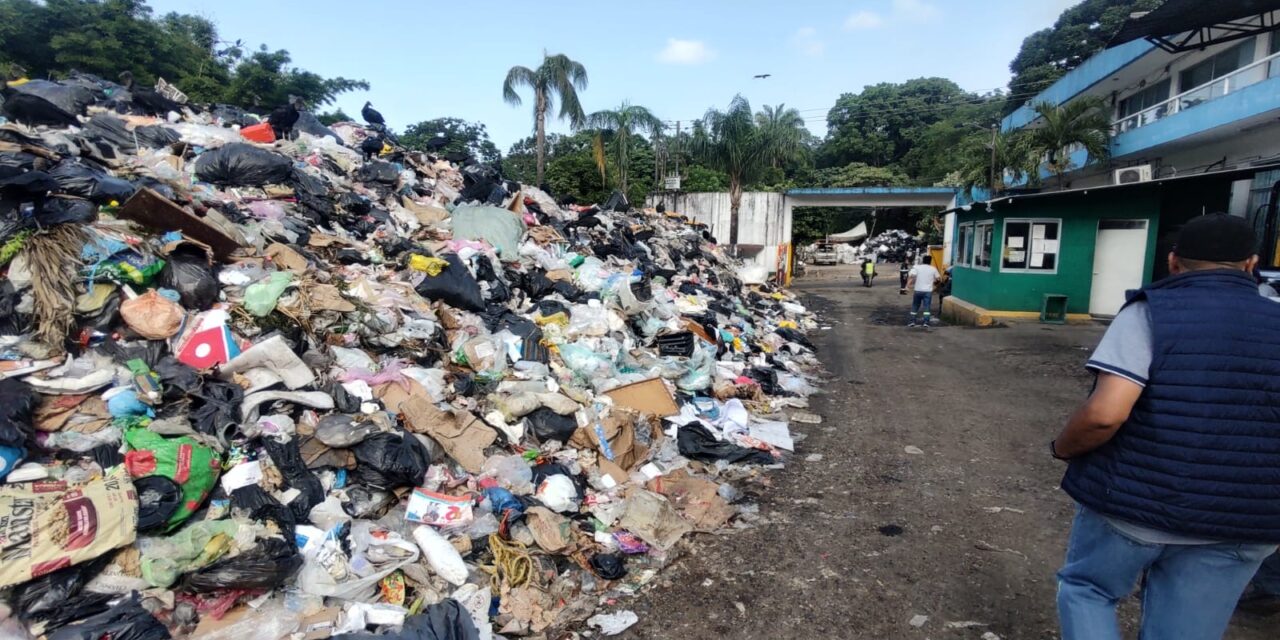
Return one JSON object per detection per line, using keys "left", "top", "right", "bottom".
{"left": 910, "top": 291, "right": 932, "bottom": 320}
{"left": 1058, "top": 506, "right": 1277, "bottom": 640}
{"left": 1252, "top": 552, "right": 1280, "bottom": 596}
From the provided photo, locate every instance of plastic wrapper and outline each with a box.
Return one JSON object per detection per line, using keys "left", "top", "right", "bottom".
{"left": 299, "top": 521, "right": 419, "bottom": 601}
{"left": 340, "top": 599, "right": 480, "bottom": 640}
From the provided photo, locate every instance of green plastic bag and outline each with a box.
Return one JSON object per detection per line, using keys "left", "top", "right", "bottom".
{"left": 140, "top": 520, "right": 240, "bottom": 587}
{"left": 244, "top": 271, "right": 293, "bottom": 316}
{"left": 124, "top": 427, "right": 222, "bottom": 531}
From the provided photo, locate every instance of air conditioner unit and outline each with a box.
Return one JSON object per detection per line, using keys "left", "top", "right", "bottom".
{"left": 1114, "top": 165, "right": 1153, "bottom": 185}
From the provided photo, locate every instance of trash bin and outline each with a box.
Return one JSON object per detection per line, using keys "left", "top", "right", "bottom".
{"left": 1041, "top": 294, "right": 1069, "bottom": 324}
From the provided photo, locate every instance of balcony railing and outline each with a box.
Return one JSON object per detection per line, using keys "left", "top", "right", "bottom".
{"left": 1113, "top": 50, "right": 1280, "bottom": 134}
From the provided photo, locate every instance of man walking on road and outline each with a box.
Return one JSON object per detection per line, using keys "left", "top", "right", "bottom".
{"left": 906, "top": 255, "right": 939, "bottom": 328}
{"left": 1050, "top": 214, "right": 1280, "bottom": 640}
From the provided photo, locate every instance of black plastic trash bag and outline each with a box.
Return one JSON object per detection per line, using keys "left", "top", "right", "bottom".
{"left": 263, "top": 437, "right": 325, "bottom": 520}
{"left": 676, "top": 422, "right": 774, "bottom": 465}
{"left": 356, "top": 160, "right": 400, "bottom": 184}
{"left": 589, "top": 553, "right": 627, "bottom": 580}
{"left": 14, "top": 555, "right": 111, "bottom": 622}
{"left": 342, "top": 484, "right": 395, "bottom": 519}
{"left": 352, "top": 432, "right": 431, "bottom": 489}
{"left": 183, "top": 537, "right": 302, "bottom": 592}
{"left": 35, "top": 196, "right": 97, "bottom": 226}
{"left": 134, "top": 475, "right": 183, "bottom": 532}
{"left": 0, "top": 378, "right": 36, "bottom": 447}
{"left": 525, "top": 408, "right": 577, "bottom": 444}
{"left": 153, "top": 356, "right": 202, "bottom": 398}
{"left": 13, "top": 80, "right": 94, "bottom": 115}
{"left": 156, "top": 247, "right": 219, "bottom": 310}
{"left": 47, "top": 593, "right": 171, "bottom": 640}
{"left": 194, "top": 143, "right": 293, "bottom": 186}
{"left": 0, "top": 91, "right": 79, "bottom": 127}
{"left": 775, "top": 326, "right": 815, "bottom": 352}
{"left": 230, "top": 484, "right": 296, "bottom": 532}
{"left": 49, "top": 160, "right": 136, "bottom": 203}
{"left": 84, "top": 114, "right": 179, "bottom": 154}
{"left": 413, "top": 253, "right": 485, "bottom": 313}
{"left": 339, "top": 599, "right": 480, "bottom": 640}
{"left": 189, "top": 378, "right": 245, "bottom": 447}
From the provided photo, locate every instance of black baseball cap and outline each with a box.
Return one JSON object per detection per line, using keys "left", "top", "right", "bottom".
{"left": 1174, "top": 213, "right": 1257, "bottom": 263}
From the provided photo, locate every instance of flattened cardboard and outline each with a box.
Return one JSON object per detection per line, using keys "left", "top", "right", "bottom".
{"left": 401, "top": 396, "right": 495, "bottom": 473}
{"left": 604, "top": 378, "right": 679, "bottom": 418}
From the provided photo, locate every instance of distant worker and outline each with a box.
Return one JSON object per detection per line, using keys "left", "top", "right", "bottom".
{"left": 898, "top": 256, "right": 912, "bottom": 295}
{"left": 861, "top": 258, "right": 876, "bottom": 288}
{"left": 937, "top": 266, "right": 954, "bottom": 314}
{"left": 906, "top": 256, "right": 939, "bottom": 328}
{"left": 1051, "top": 214, "right": 1280, "bottom": 640}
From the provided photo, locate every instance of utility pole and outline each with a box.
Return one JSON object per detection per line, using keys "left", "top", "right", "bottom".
{"left": 989, "top": 123, "right": 998, "bottom": 195}
{"left": 674, "top": 120, "right": 681, "bottom": 188}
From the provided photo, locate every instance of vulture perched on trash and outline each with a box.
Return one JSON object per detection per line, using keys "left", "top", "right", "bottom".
{"left": 0, "top": 85, "right": 80, "bottom": 127}
{"left": 361, "top": 101, "right": 385, "bottom": 127}
{"left": 268, "top": 96, "right": 304, "bottom": 139}
{"left": 118, "top": 72, "right": 182, "bottom": 117}
{"left": 360, "top": 135, "right": 384, "bottom": 161}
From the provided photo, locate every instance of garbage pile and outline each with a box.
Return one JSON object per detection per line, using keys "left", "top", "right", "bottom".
{"left": 855, "top": 230, "right": 923, "bottom": 264}
{"left": 0, "top": 73, "right": 822, "bottom": 639}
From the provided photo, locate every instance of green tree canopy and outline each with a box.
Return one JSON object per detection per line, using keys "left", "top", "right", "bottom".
{"left": 0, "top": 0, "right": 367, "bottom": 110}
{"left": 402, "top": 117, "right": 501, "bottom": 163}
{"left": 822, "top": 78, "right": 969, "bottom": 168}
{"left": 1006, "top": 0, "right": 1163, "bottom": 112}
{"left": 584, "top": 101, "right": 663, "bottom": 197}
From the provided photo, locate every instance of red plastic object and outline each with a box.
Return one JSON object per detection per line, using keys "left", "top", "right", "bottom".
{"left": 240, "top": 122, "right": 276, "bottom": 143}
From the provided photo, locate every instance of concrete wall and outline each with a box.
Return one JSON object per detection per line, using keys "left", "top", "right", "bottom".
{"left": 645, "top": 192, "right": 792, "bottom": 272}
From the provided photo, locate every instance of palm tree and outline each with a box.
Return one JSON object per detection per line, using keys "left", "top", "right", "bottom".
{"left": 958, "top": 129, "right": 1030, "bottom": 198}
{"left": 503, "top": 53, "right": 588, "bottom": 187}
{"left": 755, "top": 103, "right": 809, "bottom": 169}
{"left": 584, "top": 101, "right": 663, "bottom": 197}
{"left": 1022, "top": 98, "right": 1112, "bottom": 189}
{"left": 692, "top": 95, "right": 781, "bottom": 247}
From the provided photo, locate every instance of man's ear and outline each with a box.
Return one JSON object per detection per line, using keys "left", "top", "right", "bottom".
{"left": 1245, "top": 255, "right": 1260, "bottom": 273}
{"left": 1168, "top": 251, "right": 1181, "bottom": 275}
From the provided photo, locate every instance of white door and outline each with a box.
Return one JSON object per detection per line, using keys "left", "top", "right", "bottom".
{"left": 1090, "top": 220, "right": 1150, "bottom": 316}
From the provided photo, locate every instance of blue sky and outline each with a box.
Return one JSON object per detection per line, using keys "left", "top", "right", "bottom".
{"left": 147, "top": 0, "right": 1079, "bottom": 150}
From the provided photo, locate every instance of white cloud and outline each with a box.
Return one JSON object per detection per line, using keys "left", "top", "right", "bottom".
{"left": 892, "top": 0, "right": 941, "bottom": 22}
{"left": 657, "top": 38, "right": 716, "bottom": 65}
{"left": 792, "top": 27, "right": 826, "bottom": 57}
{"left": 844, "top": 10, "right": 885, "bottom": 30}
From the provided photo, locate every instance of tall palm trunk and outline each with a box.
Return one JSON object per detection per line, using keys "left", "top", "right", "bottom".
{"left": 618, "top": 137, "right": 629, "bottom": 196}
{"left": 535, "top": 90, "right": 547, "bottom": 186}
{"left": 728, "top": 177, "right": 743, "bottom": 248}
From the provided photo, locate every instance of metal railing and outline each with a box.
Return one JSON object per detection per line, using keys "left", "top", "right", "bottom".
{"left": 1112, "top": 50, "right": 1280, "bottom": 134}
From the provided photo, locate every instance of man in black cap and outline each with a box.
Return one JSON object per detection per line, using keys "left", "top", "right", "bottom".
{"left": 1051, "top": 213, "right": 1280, "bottom": 640}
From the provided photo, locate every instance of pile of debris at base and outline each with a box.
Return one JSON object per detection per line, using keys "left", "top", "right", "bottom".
{"left": 0, "top": 73, "right": 822, "bottom": 640}
{"left": 855, "top": 230, "right": 923, "bottom": 264}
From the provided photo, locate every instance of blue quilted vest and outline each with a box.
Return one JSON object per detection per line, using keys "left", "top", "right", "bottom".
{"left": 1062, "top": 269, "right": 1280, "bottom": 542}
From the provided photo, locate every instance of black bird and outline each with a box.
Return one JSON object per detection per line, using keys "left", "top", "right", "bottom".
{"left": 267, "top": 96, "right": 303, "bottom": 139}
{"left": 424, "top": 133, "right": 451, "bottom": 152}
{"left": 0, "top": 85, "right": 79, "bottom": 127}
{"left": 753, "top": 74, "right": 772, "bottom": 79}
{"left": 118, "top": 71, "right": 182, "bottom": 117}
{"left": 361, "top": 101, "right": 385, "bottom": 127}
{"left": 360, "top": 135, "right": 384, "bottom": 161}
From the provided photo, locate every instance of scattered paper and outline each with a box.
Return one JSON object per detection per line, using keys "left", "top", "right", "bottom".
{"left": 904, "top": 445, "right": 925, "bottom": 455}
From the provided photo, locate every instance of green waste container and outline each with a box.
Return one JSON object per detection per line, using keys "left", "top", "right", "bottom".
{"left": 1041, "top": 294, "right": 1069, "bottom": 324}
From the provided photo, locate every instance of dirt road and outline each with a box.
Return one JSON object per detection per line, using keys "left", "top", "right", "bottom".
{"left": 619, "top": 272, "right": 1274, "bottom": 639}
